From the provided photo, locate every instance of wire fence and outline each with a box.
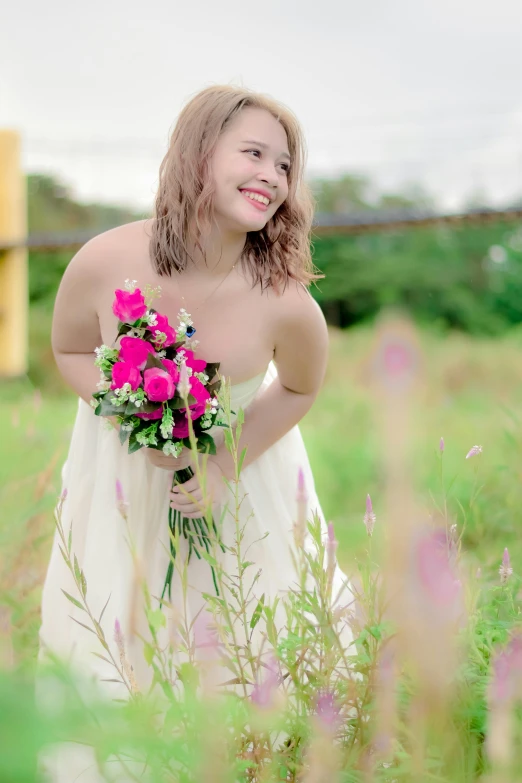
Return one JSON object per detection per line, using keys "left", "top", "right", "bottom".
{"left": 1, "top": 206, "right": 521, "bottom": 253}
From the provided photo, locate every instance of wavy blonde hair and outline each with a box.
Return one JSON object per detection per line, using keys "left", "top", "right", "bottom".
{"left": 149, "top": 84, "right": 323, "bottom": 293}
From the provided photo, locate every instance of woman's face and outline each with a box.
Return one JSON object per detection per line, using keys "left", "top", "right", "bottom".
{"left": 210, "top": 107, "right": 291, "bottom": 235}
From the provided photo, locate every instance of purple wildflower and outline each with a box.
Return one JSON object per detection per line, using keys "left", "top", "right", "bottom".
{"left": 315, "top": 689, "right": 342, "bottom": 733}
{"left": 251, "top": 654, "right": 280, "bottom": 708}
{"left": 466, "top": 445, "right": 483, "bottom": 459}
{"left": 363, "top": 494, "right": 376, "bottom": 537}
{"left": 115, "top": 479, "right": 129, "bottom": 518}
{"left": 294, "top": 467, "right": 308, "bottom": 547}
{"left": 499, "top": 548, "right": 513, "bottom": 585}
{"left": 489, "top": 635, "right": 522, "bottom": 705}
{"left": 326, "top": 522, "right": 338, "bottom": 574}
{"left": 416, "top": 529, "right": 461, "bottom": 608}
{"left": 440, "top": 437, "right": 444, "bottom": 453}
{"left": 114, "top": 618, "right": 125, "bottom": 655}
{"left": 193, "top": 612, "right": 220, "bottom": 661}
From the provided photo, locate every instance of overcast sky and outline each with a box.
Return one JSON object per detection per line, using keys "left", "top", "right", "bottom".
{"left": 2, "top": 0, "right": 522, "bottom": 211}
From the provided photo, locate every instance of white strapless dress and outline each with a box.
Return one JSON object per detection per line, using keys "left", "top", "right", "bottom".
{"left": 38, "top": 360, "right": 354, "bottom": 781}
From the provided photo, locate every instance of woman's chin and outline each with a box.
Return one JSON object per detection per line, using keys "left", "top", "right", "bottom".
{"left": 217, "top": 211, "right": 269, "bottom": 235}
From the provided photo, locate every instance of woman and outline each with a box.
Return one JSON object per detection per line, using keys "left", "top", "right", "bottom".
{"left": 38, "top": 85, "right": 353, "bottom": 755}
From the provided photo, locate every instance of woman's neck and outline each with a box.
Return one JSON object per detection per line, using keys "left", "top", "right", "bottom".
{"left": 185, "top": 224, "right": 247, "bottom": 279}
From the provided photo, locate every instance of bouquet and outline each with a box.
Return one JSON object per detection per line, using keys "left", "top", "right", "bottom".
{"left": 91, "top": 279, "right": 228, "bottom": 602}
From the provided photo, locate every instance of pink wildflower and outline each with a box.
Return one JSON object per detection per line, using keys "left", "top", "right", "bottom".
{"left": 315, "top": 689, "right": 342, "bottom": 733}
{"left": 439, "top": 437, "right": 444, "bottom": 453}
{"left": 251, "top": 654, "right": 280, "bottom": 708}
{"left": 499, "top": 548, "right": 513, "bottom": 585}
{"left": 326, "top": 521, "right": 338, "bottom": 575}
{"left": 294, "top": 467, "right": 308, "bottom": 547}
{"left": 466, "top": 445, "right": 483, "bottom": 459}
{"left": 363, "top": 494, "right": 376, "bottom": 536}
{"left": 116, "top": 479, "right": 129, "bottom": 518}
{"left": 114, "top": 618, "right": 125, "bottom": 655}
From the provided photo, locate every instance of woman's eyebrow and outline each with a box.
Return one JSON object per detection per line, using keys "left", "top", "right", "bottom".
{"left": 240, "top": 140, "right": 291, "bottom": 161}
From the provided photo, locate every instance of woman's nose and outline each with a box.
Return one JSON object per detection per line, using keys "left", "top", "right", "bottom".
{"left": 258, "top": 164, "right": 279, "bottom": 187}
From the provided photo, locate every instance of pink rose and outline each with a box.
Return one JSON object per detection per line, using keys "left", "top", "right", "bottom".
{"left": 144, "top": 367, "right": 175, "bottom": 402}
{"left": 119, "top": 336, "right": 155, "bottom": 370}
{"left": 135, "top": 407, "right": 163, "bottom": 420}
{"left": 112, "top": 288, "right": 147, "bottom": 323}
{"left": 187, "top": 376, "right": 210, "bottom": 420}
{"left": 171, "top": 415, "right": 190, "bottom": 438}
{"left": 161, "top": 358, "right": 180, "bottom": 384}
{"left": 150, "top": 313, "right": 177, "bottom": 348}
{"left": 177, "top": 348, "right": 207, "bottom": 373}
{"left": 110, "top": 362, "right": 141, "bottom": 390}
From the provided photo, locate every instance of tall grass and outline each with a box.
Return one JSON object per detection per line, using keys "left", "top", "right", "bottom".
{"left": 2, "top": 316, "right": 522, "bottom": 780}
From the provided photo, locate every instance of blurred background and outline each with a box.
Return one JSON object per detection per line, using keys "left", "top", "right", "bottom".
{"left": 1, "top": 0, "right": 522, "bottom": 668}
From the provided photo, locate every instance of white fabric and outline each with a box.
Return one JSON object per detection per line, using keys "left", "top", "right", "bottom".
{"left": 38, "top": 360, "right": 354, "bottom": 781}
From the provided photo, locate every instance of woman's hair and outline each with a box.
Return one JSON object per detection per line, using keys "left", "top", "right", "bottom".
{"left": 149, "top": 84, "right": 323, "bottom": 293}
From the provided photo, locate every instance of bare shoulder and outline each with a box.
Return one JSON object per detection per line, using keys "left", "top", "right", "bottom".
{"left": 64, "top": 219, "right": 149, "bottom": 282}
{"left": 271, "top": 279, "right": 329, "bottom": 395}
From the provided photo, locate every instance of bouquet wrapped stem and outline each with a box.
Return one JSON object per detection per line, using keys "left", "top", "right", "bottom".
{"left": 161, "top": 467, "right": 226, "bottom": 605}
{"left": 92, "top": 280, "right": 230, "bottom": 605}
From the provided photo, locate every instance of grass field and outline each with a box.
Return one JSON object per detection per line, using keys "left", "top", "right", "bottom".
{"left": 2, "top": 318, "right": 522, "bottom": 667}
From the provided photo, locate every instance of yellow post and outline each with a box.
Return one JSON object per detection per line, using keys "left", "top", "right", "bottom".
{"left": 0, "top": 130, "right": 28, "bottom": 377}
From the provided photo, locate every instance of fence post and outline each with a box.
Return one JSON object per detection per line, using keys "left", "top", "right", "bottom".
{"left": 0, "top": 130, "right": 28, "bottom": 377}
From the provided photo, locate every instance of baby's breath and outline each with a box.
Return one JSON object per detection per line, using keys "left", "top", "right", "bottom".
{"left": 162, "top": 440, "right": 183, "bottom": 457}
{"left": 143, "top": 283, "right": 162, "bottom": 308}
{"left": 136, "top": 424, "right": 159, "bottom": 447}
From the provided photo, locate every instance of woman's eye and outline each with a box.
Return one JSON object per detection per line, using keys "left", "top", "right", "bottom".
{"left": 244, "top": 149, "right": 289, "bottom": 174}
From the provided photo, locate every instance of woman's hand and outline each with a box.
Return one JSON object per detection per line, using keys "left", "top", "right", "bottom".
{"left": 145, "top": 446, "right": 194, "bottom": 472}
{"left": 169, "top": 459, "right": 227, "bottom": 519}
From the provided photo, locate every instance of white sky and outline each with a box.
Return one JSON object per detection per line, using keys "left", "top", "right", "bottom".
{"left": 2, "top": 0, "right": 522, "bottom": 212}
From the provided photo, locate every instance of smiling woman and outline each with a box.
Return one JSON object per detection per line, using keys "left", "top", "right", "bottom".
{"left": 38, "top": 84, "right": 355, "bottom": 782}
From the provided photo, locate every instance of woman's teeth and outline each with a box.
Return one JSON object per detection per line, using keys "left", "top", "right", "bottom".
{"left": 240, "top": 190, "right": 270, "bottom": 206}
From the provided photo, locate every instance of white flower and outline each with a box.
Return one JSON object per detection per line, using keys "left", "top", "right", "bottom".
{"left": 163, "top": 441, "right": 182, "bottom": 457}
{"left": 124, "top": 279, "right": 138, "bottom": 292}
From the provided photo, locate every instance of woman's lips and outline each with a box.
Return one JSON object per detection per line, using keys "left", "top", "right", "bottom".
{"left": 239, "top": 190, "right": 269, "bottom": 212}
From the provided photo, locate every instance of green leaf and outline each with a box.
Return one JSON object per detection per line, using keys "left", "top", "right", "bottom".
{"left": 116, "top": 321, "right": 132, "bottom": 338}
{"left": 128, "top": 433, "right": 144, "bottom": 454}
{"left": 144, "top": 352, "right": 165, "bottom": 371}
{"left": 91, "top": 652, "right": 114, "bottom": 666}
{"left": 69, "top": 616, "right": 96, "bottom": 636}
{"left": 146, "top": 608, "right": 166, "bottom": 632}
{"left": 170, "top": 393, "right": 198, "bottom": 410}
{"left": 119, "top": 426, "right": 131, "bottom": 445}
{"left": 250, "top": 594, "right": 265, "bottom": 630}
{"left": 80, "top": 572, "right": 87, "bottom": 599}
{"left": 61, "top": 589, "right": 85, "bottom": 611}
{"left": 97, "top": 397, "right": 127, "bottom": 418}
{"left": 125, "top": 399, "right": 160, "bottom": 416}
{"left": 197, "top": 432, "right": 216, "bottom": 455}
{"left": 238, "top": 446, "right": 248, "bottom": 476}
{"left": 178, "top": 662, "right": 199, "bottom": 691}
{"left": 98, "top": 593, "right": 112, "bottom": 625}
{"left": 73, "top": 555, "right": 81, "bottom": 584}
{"left": 206, "top": 381, "right": 221, "bottom": 396}
{"left": 143, "top": 643, "right": 155, "bottom": 666}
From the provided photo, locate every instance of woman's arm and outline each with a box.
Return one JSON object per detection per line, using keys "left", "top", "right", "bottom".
{"left": 210, "top": 284, "right": 329, "bottom": 480}
{"left": 51, "top": 238, "right": 105, "bottom": 405}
